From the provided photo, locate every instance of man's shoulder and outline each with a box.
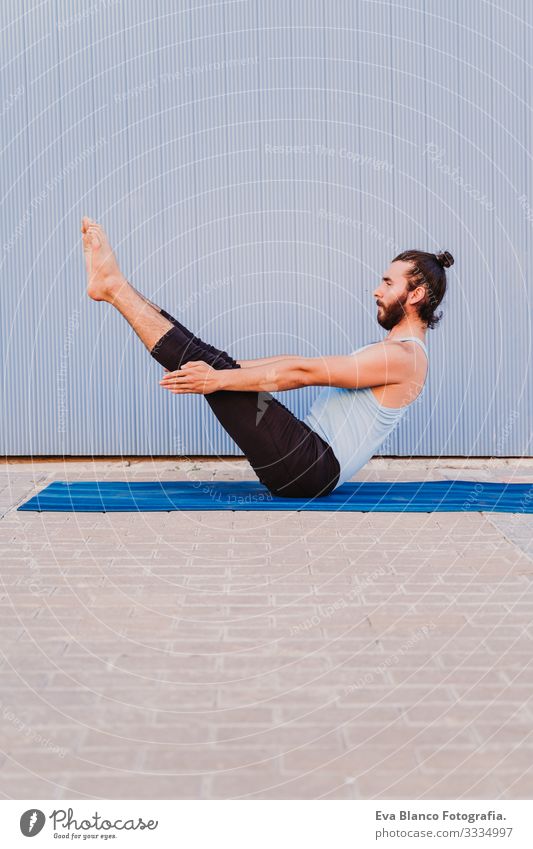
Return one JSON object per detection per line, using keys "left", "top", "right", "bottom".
{"left": 357, "top": 340, "right": 416, "bottom": 359}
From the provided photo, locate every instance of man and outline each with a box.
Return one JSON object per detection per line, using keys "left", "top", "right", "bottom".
{"left": 81, "top": 217, "right": 453, "bottom": 497}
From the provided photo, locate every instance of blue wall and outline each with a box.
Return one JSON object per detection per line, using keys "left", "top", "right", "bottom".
{"left": 1, "top": 0, "right": 531, "bottom": 456}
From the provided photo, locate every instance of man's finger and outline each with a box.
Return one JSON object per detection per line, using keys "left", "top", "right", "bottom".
{"left": 160, "top": 373, "right": 183, "bottom": 384}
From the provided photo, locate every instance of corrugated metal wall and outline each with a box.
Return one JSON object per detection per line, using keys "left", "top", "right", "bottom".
{"left": 1, "top": 0, "right": 531, "bottom": 456}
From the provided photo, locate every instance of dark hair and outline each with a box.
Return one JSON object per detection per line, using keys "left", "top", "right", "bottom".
{"left": 391, "top": 249, "right": 454, "bottom": 329}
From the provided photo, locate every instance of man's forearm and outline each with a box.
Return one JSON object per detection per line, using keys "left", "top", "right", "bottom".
{"left": 218, "top": 357, "right": 309, "bottom": 391}
{"left": 236, "top": 355, "right": 294, "bottom": 368}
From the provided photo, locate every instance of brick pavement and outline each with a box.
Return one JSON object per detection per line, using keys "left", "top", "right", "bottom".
{"left": 0, "top": 457, "right": 532, "bottom": 800}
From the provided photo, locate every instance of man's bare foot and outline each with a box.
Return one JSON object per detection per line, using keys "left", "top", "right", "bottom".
{"left": 81, "top": 216, "right": 126, "bottom": 301}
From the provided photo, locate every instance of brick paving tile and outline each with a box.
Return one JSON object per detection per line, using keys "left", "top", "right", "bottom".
{"left": 0, "top": 774, "right": 84, "bottom": 801}
{"left": 208, "top": 770, "right": 356, "bottom": 799}
{"left": 353, "top": 770, "right": 505, "bottom": 799}
{"left": 416, "top": 744, "right": 533, "bottom": 773}
{"left": 342, "top": 723, "right": 478, "bottom": 748}
{"left": 282, "top": 744, "right": 418, "bottom": 775}
{"left": 58, "top": 774, "right": 208, "bottom": 799}
{"left": 499, "top": 772, "right": 533, "bottom": 799}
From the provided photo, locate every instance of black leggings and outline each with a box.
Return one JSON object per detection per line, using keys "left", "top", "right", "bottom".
{"left": 149, "top": 309, "right": 341, "bottom": 498}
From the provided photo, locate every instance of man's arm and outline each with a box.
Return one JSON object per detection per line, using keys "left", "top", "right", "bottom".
{"left": 218, "top": 356, "right": 309, "bottom": 392}
{"left": 236, "top": 355, "right": 294, "bottom": 368}
{"left": 161, "top": 342, "right": 416, "bottom": 396}
{"left": 219, "top": 342, "right": 412, "bottom": 392}
{"left": 303, "top": 342, "right": 413, "bottom": 389}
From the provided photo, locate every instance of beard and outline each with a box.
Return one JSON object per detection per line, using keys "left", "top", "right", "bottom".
{"left": 376, "top": 291, "right": 409, "bottom": 330}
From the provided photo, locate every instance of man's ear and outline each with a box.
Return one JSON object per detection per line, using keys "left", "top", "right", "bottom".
{"left": 408, "top": 284, "right": 426, "bottom": 306}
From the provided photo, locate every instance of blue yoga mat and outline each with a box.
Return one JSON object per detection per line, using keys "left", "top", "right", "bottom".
{"left": 17, "top": 479, "right": 533, "bottom": 513}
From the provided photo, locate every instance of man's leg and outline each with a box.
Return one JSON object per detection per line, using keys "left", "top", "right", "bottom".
{"left": 81, "top": 217, "right": 175, "bottom": 352}
{"left": 80, "top": 217, "right": 339, "bottom": 495}
{"left": 80, "top": 218, "right": 280, "bottom": 461}
{"left": 82, "top": 217, "right": 217, "bottom": 358}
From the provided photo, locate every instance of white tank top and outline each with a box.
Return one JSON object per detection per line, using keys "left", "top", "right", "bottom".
{"left": 303, "top": 337, "right": 429, "bottom": 491}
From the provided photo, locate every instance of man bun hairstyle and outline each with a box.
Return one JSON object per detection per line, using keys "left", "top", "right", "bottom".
{"left": 435, "top": 250, "right": 454, "bottom": 269}
{"left": 392, "top": 249, "right": 454, "bottom": 329}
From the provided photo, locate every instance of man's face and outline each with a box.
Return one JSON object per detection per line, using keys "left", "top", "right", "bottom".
{"left": 373, "top": 261, "right": 412, "bottom": 330}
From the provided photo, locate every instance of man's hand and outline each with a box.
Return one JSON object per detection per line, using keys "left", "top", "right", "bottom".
{"left": 159, "top": 361, "right": 222, "bottom": 395}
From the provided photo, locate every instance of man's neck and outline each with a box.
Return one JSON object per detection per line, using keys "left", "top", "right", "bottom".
{"left": 385, "top": 320, "right": 427, "bottom": 342}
